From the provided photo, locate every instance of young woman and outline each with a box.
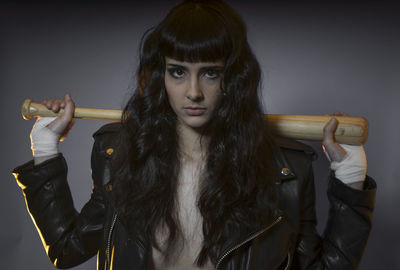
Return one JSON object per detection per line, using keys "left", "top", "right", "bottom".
{"left": 13, "top": 0, "right": 376, "bottom": 269}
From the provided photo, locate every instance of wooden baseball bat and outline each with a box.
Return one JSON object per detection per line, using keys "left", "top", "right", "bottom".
{"left": 21, "top": 99, "right": 368, "bottom": 145}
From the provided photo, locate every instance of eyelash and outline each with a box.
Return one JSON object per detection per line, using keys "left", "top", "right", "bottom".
{"left": 204, "top": 69, "right": 220, "bottom": 79}
{"left": 167, "top": 68, "right": 221, "bottom": 80}
{"left": 167, "top": 68, "right": 185, "bottom": 79}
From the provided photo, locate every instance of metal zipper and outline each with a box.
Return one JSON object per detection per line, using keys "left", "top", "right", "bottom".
{"left": 214, "top": 215, "right": 283, "bottom": 270}
{"left": 284, "top": 252, "right": 291, "bottom": 270}
{"left": 106, "top": 212, "right": 118, "bottom": 270}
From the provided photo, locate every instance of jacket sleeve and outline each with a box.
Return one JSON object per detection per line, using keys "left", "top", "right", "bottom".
{"left": 293, "top": 160, "right": 376, "bottom": 270}
{"left": 12, "top": 135, "right": 109, "bottom": 268}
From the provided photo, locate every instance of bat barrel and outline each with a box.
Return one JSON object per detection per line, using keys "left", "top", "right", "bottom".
{"left": 266, "top": 114, "right": 368, "bottom": 145}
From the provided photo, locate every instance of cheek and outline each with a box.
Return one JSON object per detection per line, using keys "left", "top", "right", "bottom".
{"left": 206, "top": 85, "right": 222, "bottom": 106}
{"left": 164, "top": 80, "right": 180, "bottom": 109}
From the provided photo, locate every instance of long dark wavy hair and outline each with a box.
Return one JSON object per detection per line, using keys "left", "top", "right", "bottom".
{"left": 112, "top": 0, "right": 279, "bottom": 266}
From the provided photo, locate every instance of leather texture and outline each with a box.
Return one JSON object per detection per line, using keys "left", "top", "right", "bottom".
{"left": 13, "top": 122, "right": 376, "bottom": 270}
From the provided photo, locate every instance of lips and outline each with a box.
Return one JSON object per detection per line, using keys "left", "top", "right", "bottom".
{"left": 183, "top": 107, "right": 206, "bottom": 116}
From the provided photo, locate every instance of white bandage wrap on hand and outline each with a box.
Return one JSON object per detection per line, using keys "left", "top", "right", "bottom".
{"left": 324, "top": 144, "right": 367, "bottom": 184}
{"left": 30, "top": 117, "right": 60, "bottom": 157}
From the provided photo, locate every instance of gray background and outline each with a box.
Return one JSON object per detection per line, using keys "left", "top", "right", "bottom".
{"left": 1, "top": 1, "right": 399, "bottom": 269}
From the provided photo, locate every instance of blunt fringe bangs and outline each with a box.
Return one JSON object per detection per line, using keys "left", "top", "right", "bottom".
{"left": 157, "top": 0, "right": 245, "bottom": 63}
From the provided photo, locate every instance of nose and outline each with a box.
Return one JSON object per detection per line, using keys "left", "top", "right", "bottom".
{"left": 186, "top": 77, "right": 204, "bottom": 102}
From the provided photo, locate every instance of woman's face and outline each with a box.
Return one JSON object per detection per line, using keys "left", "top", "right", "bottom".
{"left": 164, "top": 57, "right": 224, "bottom": 130}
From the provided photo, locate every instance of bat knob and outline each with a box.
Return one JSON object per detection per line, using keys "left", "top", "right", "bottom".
{"left": 21, "top": 99, "right": 33, "bottom": 120}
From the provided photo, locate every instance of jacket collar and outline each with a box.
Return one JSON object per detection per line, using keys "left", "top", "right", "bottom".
{"left": 273, "top": 145, "right": 297, "bottom": 182}
{"left": 271, "top": 135, "right": 317, "bottom": 183}
{"left": 272, "top": 137, "right": 297, "bottom": 182}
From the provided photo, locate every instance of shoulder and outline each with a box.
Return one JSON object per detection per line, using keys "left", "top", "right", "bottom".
{"left": 91, "top": 123, "right": 122, "bottom": 157}
{"left": 92, "top": 122, "right": 122, "bottom": 138}
{"left": 272, "top": 136, "right": 317, "bottom": 160}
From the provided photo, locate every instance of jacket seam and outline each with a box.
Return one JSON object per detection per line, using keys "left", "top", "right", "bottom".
{"left": 323, "top": 237, "right": 353, "bottom": 268}
{"left": 328, "top": 193, "right": 372, "bottom": 225}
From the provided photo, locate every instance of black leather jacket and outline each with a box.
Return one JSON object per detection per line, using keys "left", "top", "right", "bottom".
{"left": 13, "top": 123, "right": 376, "bottom": 270}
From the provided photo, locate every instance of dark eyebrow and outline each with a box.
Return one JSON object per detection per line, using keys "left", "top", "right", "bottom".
{"left": 200, "top": 66, "right": 224, "bottom": 71}
{"left": 166, "top": 64, "right": 188, "bottom": 70}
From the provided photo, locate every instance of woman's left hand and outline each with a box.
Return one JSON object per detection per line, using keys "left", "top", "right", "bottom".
{"left": 322, "top": 112, "right": 367, "bottom": 189}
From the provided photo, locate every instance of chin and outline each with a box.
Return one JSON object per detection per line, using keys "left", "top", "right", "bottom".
{"left": 181, "top": 117, "right": 209, "bottom": 129}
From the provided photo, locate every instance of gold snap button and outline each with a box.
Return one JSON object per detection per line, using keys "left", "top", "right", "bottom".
{"left": 106, "top": 148, "right": 114, "bottom": 155}
{"left": 281, "top": 167, "right": 291, "bottom": 176}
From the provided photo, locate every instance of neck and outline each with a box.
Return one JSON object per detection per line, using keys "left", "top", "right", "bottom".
{"left": 177, "top": 123, "right": 209, "bottom": 162}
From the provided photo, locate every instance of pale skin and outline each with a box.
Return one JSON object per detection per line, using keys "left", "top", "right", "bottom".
{"left": 33, "top": 58, "right": 364, "bottom": 190}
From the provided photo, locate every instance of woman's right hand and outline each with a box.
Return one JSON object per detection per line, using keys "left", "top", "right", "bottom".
{"left": 31, "top": 94, "right": 75, "bottom": 164}
{"left": 41, "top": 93, "right": 76, "bottom": 140}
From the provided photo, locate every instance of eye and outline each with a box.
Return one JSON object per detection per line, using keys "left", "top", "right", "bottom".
{"left": 204, "top": 69, "right": 221, "bottom": 79}
{"left": 167, "top": 68, "right": 185, "bottom": 79}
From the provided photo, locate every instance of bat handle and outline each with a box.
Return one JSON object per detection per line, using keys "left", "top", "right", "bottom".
{"left": 21, "top": 99, "right": 122, "bottom": 121}
{"left": 21, "top": 99, "right": 61, "bottom": 120}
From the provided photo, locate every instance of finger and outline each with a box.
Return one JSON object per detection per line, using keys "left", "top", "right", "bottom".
{"left": 47, "top": 100, "right": 55, "bottom": 110}
{"left": 45, "top": 94, "right": 74, "bottom": 134}
{"left": 322, "top": 117, "right": 349, "bottom": 162}
{"left": 52, "top": 102, "right": 61, "bottom": 112}
{"left": 44, "top": 100, "right": 57, "bottom": 111}
{"left": 61, "top": 93, "right": 75, "bottom": 121}
{"left": 43, "top": 100, "right": 53, "bottom": 110}
{"left": 322, "top": 118, "right": 338, "bottom": 145}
